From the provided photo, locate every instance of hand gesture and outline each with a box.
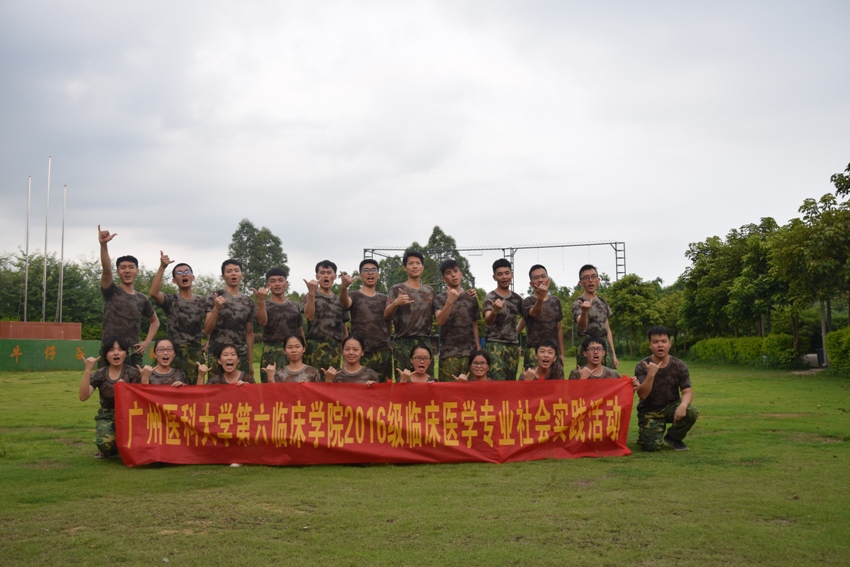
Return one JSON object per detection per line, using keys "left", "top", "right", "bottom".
{"left": 447, "top": 288, "right": 461, "bottom": 302}
{"left": 394, "top": 291, "right": 414, "bottom": 307}
{"left": 263, "top": 363, "right": 276, "bottom": 381}
{"left": 133, "top": 342, "right": 149, "bottom": 355}
{"left": 576, "top": 365, "right": 592, "bottom": 380}
{"left": 520, "top": 368, "right": 536, "bottom": 381}
{"left": 340, "top": 272, "right": 357, "bottom": 289}
{"left": 171, "top": 381, "right": 186, "bottom": 388}
{"left": 465, "top": 288, "right": 477, "bottom": 298}
{"left": 136, "top": 364, "right": 154, "bottom": 383}
{"left": 452, "top": 373, "right": 469, "bottom": 382}
{"left": 252, "top": 287, "right": 269, "bottom": 301}
{"left": 534, "top": 277, "right": 550, "bottom": 297}
{"left": 84, "top": 356, "right": 100, "bottom": 371}
{"left": 196, "top": 361, "right": 210, "bottom": 376}
{"left": 396, "top": 368, "right": 413, "bottom": 383}
{"left": 213, "top": 293, "right": 227, "bottom": 310}
{"left": 643, "top": 360, "right": 660, "bottom": 377}
{"left": 321, "top": 367, "right": 339, "bottom": 383}
{"left": 97, "top": 225, "right": 116, "bottom": 244}
{"left": 304, "top": 279, "right": 319, "bottom": 295}
{"left": 160, "top": 251, "right": 174, "bottom": 269}
{"left": 579, "top": 299, "right": 591, "bottom": 312}
{"left": 490, "top": 298, "right": 504, "bottom": 314}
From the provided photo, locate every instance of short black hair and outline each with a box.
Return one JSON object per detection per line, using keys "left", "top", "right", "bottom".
{"left": 315, "top": 260, "right": 337, "bottom": 274}
{"left": 492, "top": 258, "right": 512, "bottom": 273}
{"left": 439, "top": 259, "right": 459, "bottom": 275}
{"left": 529, "top": 264, "right": 547, "bottom": 279}
{"left": 536, "top": 339, "right": 559, "bottom": 353}
{"left": 221, "top": 258, "right": 242, "bottom": 274}
{"left": 284, "top": 334, "right": 306, "bottom": 348}
{"left": 403, "top": 250, "right": 425, "bottom": 266}
{"left": 100, "top": 336, "right": 132, "bottom": 359}
{"left": 579, "top": 264, "right": 598, "bottom": 278}
{"left": 115, "top": 255, "right": 139, "bottom": 269}
{"left": 581, "top": 336, "right": 606, "bottom": 352}
{"left": 411, "top": 342, "right": 432, "bottom": 359}
{"left": 171, "top": 263, "right": 193, "bottom": 278}
{"left": 341, "top": 335, "right": 365, "bottom": 351}
{"left": 359, "top": 258, "right": 379, "bottom": 272}
{"left": 468, "top": 349, "right": 491, "bottom": 368}
{"left": 265, "top": 267, "right": 289, "bottom": 280}
{"left": 647, "top": 326, "right": 672, "bottom": 341}
{"left": 213, "top": 343, "right": 240, "bottom": 359}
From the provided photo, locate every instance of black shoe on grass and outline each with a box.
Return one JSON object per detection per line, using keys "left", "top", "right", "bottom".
{"left": 663, "top": 435, "right": 689, "bottom": 451}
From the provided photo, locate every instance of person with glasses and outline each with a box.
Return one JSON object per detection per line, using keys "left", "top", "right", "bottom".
{"left": 521, "top": 264, "right": 564, "bottom": 368}
{"left": 150, "top": 251, "right": 208, "bottom": 385}
{"left": 451, "top": 350, "right": 493, "bottom": 382}
{"left": 136, "top": 338, "right": 188, "bottom": 387}
{"left": 255, "top": 267, "right": 304, "bottom": 382}
{"left": 568, "top": 337, "right": 621, "bottom": 380}
{"left": 433, "top": 259, "right": 481, "bottom": 382}
{"left": 571, "top": 264, "right": 618, "bottom": 369}
{"left": 397, "top": 343, "right": 436, "bottom": 383}
{"left": 340, "top": 259, "right": 392, "bottom": 381}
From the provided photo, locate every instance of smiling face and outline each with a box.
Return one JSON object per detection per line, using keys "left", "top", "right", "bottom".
{"left": 107, "top": 342, "right": 128, "bottom": 368}
{"left": 284, "top": 336, "right": 305, "bottom": 363}
{"left": 217, "top": 346, "right": 239, "bottom": 372}
{"left": 470, "top": 355, "right": 489, "bottom": 380}
{"left": 222, "top": 263, "right": 243, "bottom": 288}
{"left": 154, "top": 340, "right": 175, "bottom": 367}
{"left": 536, "top": 346, "right": 556, "bottom": 369}
{"left": 266, "top": 275, "right": 288, "bottom": 296}
{"left": 410, "top": 347, "right": 431, "bottom": 374}
{"left": 117, "top": 260, "right": 139, "bottom": 286}
{"left": 172, "top": 264, "right": 195, "bottom": 290}
{"left": 342, "top": 338, "right": 363, "bottom": 365}
{"left": 404, "top": 256, "right": 424, "bottom": 279}
{"left": 316, "top": 267, "right": 336, "bottom": 291}
{"left": 493, "top": 266, "right": 513, "bottom": 290}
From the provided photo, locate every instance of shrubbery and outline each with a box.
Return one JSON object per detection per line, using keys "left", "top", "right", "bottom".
{"left": 825, "top": 327, "right": 850, "bottom": 371}
{"left": 690, "top": 334, "right": 797, "bottom": 368}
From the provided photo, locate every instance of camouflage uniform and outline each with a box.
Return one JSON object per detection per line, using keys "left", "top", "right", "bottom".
{"left": 433, "top": 290, "right": 480, "bottom": 381}
{"left": 207, "top": 372, "right": 256, "bottom": 385}
{"left": 387, "top": 283, "right": 435, "bottom": 374}
{"left": 207, "top": 291, "right": 256, "bottom": 375}
{"left": 347, "top": 290, "right": 392, "bottom": 381}
{"left": 521, "top": 294, "right": 563, "bottom": 351}
{"left": 89, "top": 365, "right": 141, "bottom": 456}
{"left": 101, "top": 283, "right": 156, "bottom": 368}
{"left": 260, "top": 299, "right": 303, "bottom": 382}
{"left": 148, "top": 368, "right": 188, "bottom": 385}
{"left": 567, "top": 365, "right": 620, "bottom": 380}
{"left": 272, "top": 365, "right": 322, "bottom": 383}
{"left": 483, "top": 290, "right": 523, "bottom": 381}
{"left": 158, "top": 293, "right": 209, "bottom": 385}
{"left": 571, "top": 296, "right": 615, "bottom": 367}
{"left": 635, "top": 356, "right": 699, "bottom": 451}
{"left": 333, "top": 366, "right": 380, "bottom": 384}
{"left": 302, "top": 292, "right": 346, "bottom": 371}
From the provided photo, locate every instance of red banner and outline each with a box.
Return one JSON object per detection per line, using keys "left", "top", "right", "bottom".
{"left": 115, "top": 379, "right": 633, "bottom": 467}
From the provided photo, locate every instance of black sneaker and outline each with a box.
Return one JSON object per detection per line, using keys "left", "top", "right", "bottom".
{"left": 663, "top": 435, "right": 689, "bottom": 451}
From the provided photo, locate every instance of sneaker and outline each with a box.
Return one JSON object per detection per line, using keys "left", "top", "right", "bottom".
{"left": 663, "top": 435, "right": 689, "bottom": 451}
{"left": 94, "top": 452, "right": 106, "bottom": 459}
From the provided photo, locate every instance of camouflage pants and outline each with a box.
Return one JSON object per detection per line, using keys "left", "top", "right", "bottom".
{"left": 438, "top": 356, "right": 470, "bottom": 382}
{"left": 305, "top": 338, "right": 342, "bottom": 372}
{"left": 94, "top": 407, "right": 118, "bottom": 457}
{"left": 362, "top": 349, "right": 393, "bottom": 383}
{"left": 638, "top": 401, "right": 700, "bottom": 452}
{"left": 485, "top": 341, "right": 520, "bottom": 381}
{"left": 393, "top": 336, "right": 435, "bottom": 376}
{"left": 260, "top": 343, "right": 288, "bottom": 383}
{"left": 576, "top": 338, "right": 614, "bottom": 369}
{"left": 173, "top": 343, "right": 203, "bottom": 385}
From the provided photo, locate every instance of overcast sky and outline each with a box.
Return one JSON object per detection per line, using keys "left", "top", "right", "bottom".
{"left": 2, "top": 1, "right": 848, "bottom": 295}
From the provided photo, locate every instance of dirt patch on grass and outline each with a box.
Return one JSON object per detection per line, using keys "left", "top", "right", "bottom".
{"left": 790, "top": 368, "right": 824, "bottom": 376}
{"left": 20, "top": 459, "right": 71, "bottom": 470}
{"left": 759, "top": 413, "right": 812, "bottom": 418}
{"left": 786, "top": 432, "right": 843, "bottom": 444}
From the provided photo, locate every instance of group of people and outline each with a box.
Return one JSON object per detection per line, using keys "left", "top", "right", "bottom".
{"left": 78, "top": 226, "right": 699, "bottom": 459}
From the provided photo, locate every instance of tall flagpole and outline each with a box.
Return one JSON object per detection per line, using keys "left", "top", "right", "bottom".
{"left": 24, "top": 176, "right": 31, "bottom": 322}
{"left": 42, "top": 156, "right": 51, "bottom": 322}
{"left": 57, "top": 185, "right": 67, "bottom": 322}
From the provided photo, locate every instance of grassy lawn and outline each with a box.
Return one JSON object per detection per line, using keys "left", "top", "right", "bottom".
{"left": 0, "top": 363, "right": 848, "bottom": 566}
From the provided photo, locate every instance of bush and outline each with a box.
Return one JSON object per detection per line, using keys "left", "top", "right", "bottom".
{"left": 564, "top": 346, "right": 577, "bottom": 358}
{"left": 690, "top": 335, "right": 797, "bottom": 368}
{"left": 825, "top": 327, "right": 850, "bottom": 371}
{"left": 639, "top": 341, "right": 651, "bottom": 357}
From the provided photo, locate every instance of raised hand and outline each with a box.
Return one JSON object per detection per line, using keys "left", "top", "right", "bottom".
{"left": 136, "top": 364, "right": 154, "bottom": 384}
{"left": 321, "top": 367, "right": 339, "bottom": 383}
{"left": 396, "top": 368, "right": 413, "bottom": 383}
{"left": 263, "top": 363, "right": 276, "bottom": 381}
{"left": 491, "top": 298, "right": 504, "bottom": 313}
{"left": 520, "top": 368, "right": 536, "bottom": 381}
{"left": 577, "top": 365, "right": 592, "bottom": 380}
{"left": 97, "top": 225, "right": 116, "bottom": 244}
{"left": 394, "top": 291, "right": 414, "bottom": 306}
{"left": 340, "top": 272, "right": 358, "bottom": 289}
{"left": 252, "top": 287, "right": 270, "bottom": 301}
{"left": 579, "top": 299, "right": 591, "bottom": 312}
{"left": 452, "top": 373, "right": 469, "bottom": 382}
{"left": 160, "top": 251, "right": 174, "bottom": 269}
{"left": 304, "top": 279, "right": 319, "bottom": 294}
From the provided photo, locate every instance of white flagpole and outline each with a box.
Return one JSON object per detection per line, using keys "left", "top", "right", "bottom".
{"left": 42, "top": 156, "right": 50, "bottom": 322}
{"left": 57, "top": 185, "right": 67, "bottom": 322}
{"left": 24, "top": 176, "right": 31, "bottom": 322}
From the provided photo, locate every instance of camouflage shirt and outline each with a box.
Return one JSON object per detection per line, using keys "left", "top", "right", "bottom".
{"left": 567, "top": 366, "right": 620, "bottom": 380}
{"left": 207, "top": 372, "right": 256, "bottom": 385}
{"left": 483, "top": 290, "right": 523, "bottom": 344}
{"left": 571, "top": 295, "right": 613, "bottom": 338}
{"left": 387, "top": 283, "right": 435, "bottom": 338}
{"left": 262, "top": 299, "right": 303, "bottom": 344}
{"left": 149, "top": 368, "right": 188, "bottom": 385}
{"left": 302, "top": 292, "right": 347, "bottom": 341}
{"left": 160, "top": 293, "right": 209, "bottom": 347}
{"left": 101, "top": 283, "right": 155, "bottom": 342}
{"left": 333, "top": 366, "right": 379, "bottom": 384}
{"left": 347, "top": 290, "right": 391, "bottom": 352}
{"left": 635, "top": 356, "right": 692, "bottom": 413}
{"left": 273, "top": 365, "right": 321, "bottom": 383}
{"left": 433, "top": 291, "right": 481, "bottom": 358}
{"left": 89, "top": 365, "right": 142, "bottom": 410}
{"left": 521, "top": 294, "right": 563, "bottom": 348}
{"left": 207, "top": 291, "right": 256, "bottom": 354}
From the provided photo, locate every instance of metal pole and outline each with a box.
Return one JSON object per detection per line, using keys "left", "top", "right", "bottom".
{"left": 57, "top": 185, "right": 66, "bottom": 322}
{"left": 42, "top": 156, "right": 51, "bottom": 322}
{"left": 24, "top": 176, "right": 31, "bottom": 322}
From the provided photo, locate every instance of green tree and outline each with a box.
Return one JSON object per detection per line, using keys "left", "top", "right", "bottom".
{"left": 831, "top": 162, "right": 850, "bottom": 198}
{"left": 227, "top": 219, "right": 289, "bottom": 291}
{"left": 607, "top": 274, "right": 661, "bottom": 356}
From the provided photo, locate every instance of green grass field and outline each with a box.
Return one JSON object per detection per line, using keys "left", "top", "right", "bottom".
{"left": 1, "top": 363, "right": 848, "bottom": 566}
